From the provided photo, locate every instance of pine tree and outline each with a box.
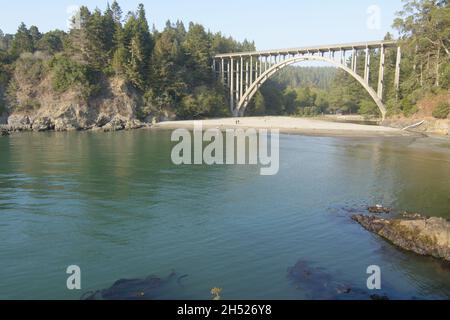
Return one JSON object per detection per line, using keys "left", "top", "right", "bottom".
{"left": 122, "top": 4, "right": 153, "bottom": 90}
{"left": 182, "top": 23, "right": 212, "bottom": 86}
{"left": 111, "top": 1, "right": 123, "bottom": 24}
{"left": 11, "top": 23, "right": 33, "bottom": 56}
{"left": 29, "top": 26, "right": 42, "bottom": 49}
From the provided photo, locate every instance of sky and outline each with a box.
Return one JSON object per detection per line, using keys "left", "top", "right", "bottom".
{"left": 0, "top": 0, "right": 405, "bottom": 51}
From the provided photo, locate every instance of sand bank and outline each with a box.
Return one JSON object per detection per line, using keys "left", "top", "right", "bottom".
{"left": 154, "top": 116, "right": 414, "bottom": 137}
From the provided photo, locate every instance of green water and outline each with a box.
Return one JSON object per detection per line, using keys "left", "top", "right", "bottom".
{"left": 0, "top": 130, "right": 449, "bottom": 300}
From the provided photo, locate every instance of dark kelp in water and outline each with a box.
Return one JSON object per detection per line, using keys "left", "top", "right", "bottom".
{"left": 287, "top": 260, "right": 392, "bottom": 300}
{"left": 81, "top": 271, "right": 188, "bottom": 300}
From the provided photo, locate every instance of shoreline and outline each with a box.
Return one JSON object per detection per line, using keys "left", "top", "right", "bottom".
{"left": 3, "top": 116, "right": 450, "bottom": 154}
{"left": 153, "top": 116, "right": 417, "bottom": 138}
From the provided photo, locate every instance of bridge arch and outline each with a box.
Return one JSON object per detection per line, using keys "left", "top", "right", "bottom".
{"left": 237, "top": 55, "right": 387, "bottom": 119}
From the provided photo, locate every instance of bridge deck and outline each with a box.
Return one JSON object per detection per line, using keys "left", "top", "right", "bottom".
{"left": 215, "top": 40, "right": 397, "bottom": 58}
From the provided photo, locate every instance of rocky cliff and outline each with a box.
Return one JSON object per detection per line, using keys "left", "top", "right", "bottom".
{"left": 1, "top": 75, "right": 175, "bottom": 132}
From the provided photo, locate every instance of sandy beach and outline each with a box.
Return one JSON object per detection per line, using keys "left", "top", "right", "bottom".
{"left": 153, "top": 116, "right": 415, "bottom": 137}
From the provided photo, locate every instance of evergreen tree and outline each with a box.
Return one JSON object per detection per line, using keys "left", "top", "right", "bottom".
{"left": 182, "top": 23, "right": 212, "bottom": 86}
{"left": 11, "top": 23, "right": 33, "bottom": 56}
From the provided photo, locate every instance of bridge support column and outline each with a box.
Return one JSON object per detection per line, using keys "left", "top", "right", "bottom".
{"left": 236, "top": 61, "right": 240, "bottom": 107}
{"left": 230, "top": 58, "right": 234, "bottom": 113}
{"left": 364, "top": 47, "right": 370, "bottom": 83}
{"left": 245, "top": 60, "right": 249, "bottom": 91}
{"left": 227, "top": 60, "right": 230, "bottom": 87}
{"left": 351, "top": 48, "right": 356, "bottom": 72}
{"left": 394, "top": 46, "right": 401, "bottom": 98}
{"left": 221, "top": 58, "right": 225, "bottom": 84}
{"left": 240, "top": 57, "right": 244, "bottom": 103}
{"left": 250, "top": 56, "right": 253, "bottom": 85}
{"left": 377, "top": 44, "right": 385, "bottom": 100}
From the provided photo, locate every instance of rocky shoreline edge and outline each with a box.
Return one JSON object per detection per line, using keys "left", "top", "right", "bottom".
{"left": 352, "top": 210, "right": 450, "bottom": 262}
{"left": 0, "top": 114, "right": 151, "bottom": 134}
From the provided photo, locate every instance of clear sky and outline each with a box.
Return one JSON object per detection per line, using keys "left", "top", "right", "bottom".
{"left": 0, "top": 0, "right": 404, "bottom": 50}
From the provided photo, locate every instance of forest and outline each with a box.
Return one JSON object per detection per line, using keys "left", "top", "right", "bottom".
{"left": 0, "top": 0, "right": 449, "bottom": 122}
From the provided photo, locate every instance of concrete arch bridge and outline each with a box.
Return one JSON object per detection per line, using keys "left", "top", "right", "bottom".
{"left": 213, "top": 40, "right": 401, "bottom": 120}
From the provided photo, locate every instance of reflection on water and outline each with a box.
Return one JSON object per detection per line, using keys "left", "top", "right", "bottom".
{"left": 0, "top": 131, "right": 449, "bottom": 300}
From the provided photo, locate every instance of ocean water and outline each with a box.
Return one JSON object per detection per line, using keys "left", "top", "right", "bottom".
{"left": 0, "top": 130, "right": 449, "bottom": 300}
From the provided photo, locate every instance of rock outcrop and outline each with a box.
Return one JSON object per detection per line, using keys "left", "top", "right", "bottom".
{"left": 2, "top": 76, "right": 157, "bottom": 133}
{"left": 0, "top": 127, "right": 9, "bottom": 136}
{"left": 352, "top": 214, "right": 450, "bottom": 262}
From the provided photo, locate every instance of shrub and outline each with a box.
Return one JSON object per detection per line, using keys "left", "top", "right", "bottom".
{"left": 20, "top": 98, "right": 41, "bottom": 111}
{"left": 176, "top": 86, "right": 227, "bottom": 119}
{"left": 15, "top": 52, "right": 47, "bottom": 86}
{"left": 49, "top": 55, "right": 93, "bottom": 97}
{"left": 359, "top": 99, "right": 379, "bottom": 117}
{"left": 432, "top": 102, "right": 450, "bottom": 119}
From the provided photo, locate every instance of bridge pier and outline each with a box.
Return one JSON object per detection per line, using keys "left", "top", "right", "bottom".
{"left": 364, "top": 46, "right": 370, "bottom": 83}
{"left": 394, "top": 46, "right": 401, "bottom": 98}
{"left": 377, "top": 44, "right": 385, "bottom": 100}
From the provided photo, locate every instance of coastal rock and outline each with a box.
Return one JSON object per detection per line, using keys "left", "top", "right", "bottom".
{"left": 125, "top": 119, "right": 144, "bottom": 130}
{"left": 0, "top": 112, "right": 7, "bottom": 125}
{"left": 32, "top": 117, "right": 54, "bottom": 132}
{"left": 95, "top": 114, "right": 111, "bottom": 128}
{"left": 102, "top": 115, "right": 126, "bottom": 132}
{"left": 101, "top": 116, "right": 144, "bottom": 131}
{"left": 52, "top": 105, "right": 88, "bottom": 131}
{"left": 0, "top": 127, "right": 10, "bottom": 136}
{"left": 7, "top": 114, "right": 32, "bottom": 131}
{"left": 368, "top": 205, "right": 391, "bottom": 214}
{"left": 54, "top": 117, "right": 81, "bottom": 131}
{"left": 352, "top": 214, "right": 450, "bottom": 262}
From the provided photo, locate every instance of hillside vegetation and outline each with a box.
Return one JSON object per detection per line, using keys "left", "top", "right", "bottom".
{"left": 0, "top": 0, "right": 448, "bottom": 131}
{"left": 0, "top": 2, "right": 254, "bottom": 130}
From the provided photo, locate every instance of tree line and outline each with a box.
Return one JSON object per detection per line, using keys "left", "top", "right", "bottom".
{"left": 0, "top": 1, "right": 255, "bottom": 119}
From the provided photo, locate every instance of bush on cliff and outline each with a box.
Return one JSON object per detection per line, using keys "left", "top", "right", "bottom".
{"left": 49, "top": 55, "right": 100, "bottom": 99}
{"left": 432, "top": 102, "right": 450, "bottom": 119}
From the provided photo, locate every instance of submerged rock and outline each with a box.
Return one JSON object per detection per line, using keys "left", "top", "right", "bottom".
{"left": 81, "top": 271, "right": 187, "bottom": 300}
{"left": 352, "top": 214, "right": 450, "bottom": 262}
{"left": 287, "top": 260, "right": 371, "bottom": 300}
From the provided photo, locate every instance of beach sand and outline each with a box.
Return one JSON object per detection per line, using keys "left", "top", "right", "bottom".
{"left": 153, "top": 116, "right": 414, "bottom": 137}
